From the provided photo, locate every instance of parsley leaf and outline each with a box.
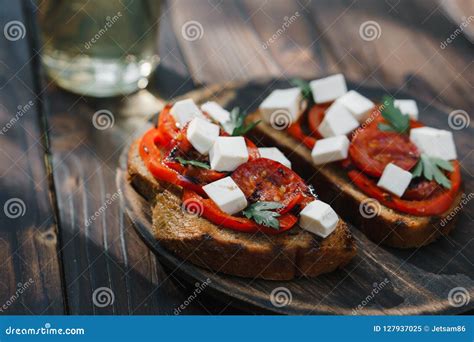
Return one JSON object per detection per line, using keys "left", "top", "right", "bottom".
{"left": 290, "top": 78, "right": 312, "bottom": 101}
{"left": 225, "top": 107, "right": 261, "bottom": 136}
{"left": 411, "top": 153, "right": 453, "bottom": 189}
{"left": 378, "top": 96, "right": 410, "bottom": 134}
{"left": 176, "top": 157, "right": 210, "bottom": 169}
{"left": 242, "top": 201, "right": 284, "bottom": 230}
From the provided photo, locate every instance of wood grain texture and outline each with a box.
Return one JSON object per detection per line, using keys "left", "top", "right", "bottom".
{"left": 0, "top": 0, "right": 64, "bottom": 314}
{"left": 170, "top": 0, "right": 473, "bottom": 111}
{"left": 122, "top": 81, "right": 473, "bottom": 315}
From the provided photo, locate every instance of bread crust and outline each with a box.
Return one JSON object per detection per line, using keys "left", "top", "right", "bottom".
{"left": 127, "top": 139, "right": 356, "bottom": 280}
{"left": 247, "top": 111, "right": 461, "bottom": 248}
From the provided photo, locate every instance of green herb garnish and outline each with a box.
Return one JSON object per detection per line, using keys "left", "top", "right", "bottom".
{"left": 411, "top": 153, "right": 453, "bottom": 188}
{"left": 242, "top": 201, "right": 284, "bottom": 230}
{"left": 176, "top": 157, "right": 210, "bottom": 169}
{"left": 290, "top": 78, "right": 312, "bottom": 101}
{"left": 226, "top": 107, "right": 261, "bottom": 136}
{"left": 378, "top": 96, "right": 410, "bottom": 134}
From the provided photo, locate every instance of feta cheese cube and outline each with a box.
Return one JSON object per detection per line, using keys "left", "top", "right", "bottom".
{"left": 201, "top": 101, "right": 231, "bottom": 125}
{"left": 377, "top": 163, "right": 412, "bottom": 197}
{"left": 258, "top": 147, "right": 292, "bottom": 168}
{"left": 299, "top": 200, "right": 339, "bottom": 238}
{"left": 394, "top": 99, "right": 418, "bottom": 120}
{"left": 335, "top": 90, "right": 375, "bottom": 122}
{"left": 309, "top": 74, "right": 347, "bottom": 104}
{"left": 186, "top": 117, "right": 220, "bottom": 154}
{"left": 170, "top": 99, "right": 205, "bottom": 127}
{"left": 203, "top": 177, "right": 248, "bottom": 215}
{"left": 410, "top": 127, "right": 457, "bottom": 160}
{"left": 317, "top": 102, "right": 359, "bottom": 138}
{"left": 209, "top": 137, "right": 249, "bottom": 172}
{"left": 311, "top": 135, "right": 350, "bottom": 165}
{"left": 259, "top": 88, "right": 302, "bottom": 126}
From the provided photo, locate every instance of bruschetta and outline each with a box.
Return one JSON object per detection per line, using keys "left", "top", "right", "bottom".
{"left": 127, "top": 100, "right": 356, "bottom": 280}
{"left": 246, "top": 74, "right": 462, "bottom": 248}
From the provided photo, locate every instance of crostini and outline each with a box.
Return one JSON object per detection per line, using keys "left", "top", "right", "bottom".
{"left": 128, "top": 99, "right": 356, "bottom": 280}
{"left": 247, "top": 74, "right": 462, "bottom": 248}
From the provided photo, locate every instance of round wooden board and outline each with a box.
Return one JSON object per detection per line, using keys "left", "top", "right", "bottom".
{"left": 118, "top": 80, "right": 474, "bottom": 315}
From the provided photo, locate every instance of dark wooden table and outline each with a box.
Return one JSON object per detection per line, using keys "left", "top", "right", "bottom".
{"left": 0, "top": 0, "right": 472, "bottom": 315}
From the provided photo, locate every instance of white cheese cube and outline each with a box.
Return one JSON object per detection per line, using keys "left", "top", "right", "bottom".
{"left": 201, "top": 101, "right": 231, "bottom": 125}
{"left": 394, "top": 99, "right": 418, "bottom": 120}
{"left": 311, "top": 135, "right": 350, "bottom": 165}
{"left": 170, "top": 99, "right": 205, "bottom": 127}
{"left": 410, "top": 127, "right": 457, "bottom": 160}
{"left": 203, "top": 177, "right": 248, "bottom": 215}
{"left": 317, "top": 102, "right": 359, "bottom": 138}
{"left": 377, "top": 163, "right": 412, "bottom": 197}
{"left": 299, "top": 200, "right": 339, "bottom": 238}
{"left": 209, "top": 137, "right": 249, "bottom": 172}
{"left": 335, "top": 90, "right": 375, "bottom": 122}
{"left": 259, "top": 88, "right": 302, "bottom": 126}
{"left": 186, "top": 117, "right": 220, "bottom": 154}
{"left": 309, "top": 74, "right": 347, "bottom": 104}
{"left": 258, "top": 147, "right": 292, "bottom": 168}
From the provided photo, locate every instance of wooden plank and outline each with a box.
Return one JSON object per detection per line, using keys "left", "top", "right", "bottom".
{"left": 170, "top": 0, "right": 473, "bottom": 111}
{"left": 0, "top": 1, "right": 64, "bottom": 314}
{"left": 169, "top": 0, "right": 281, "bottom": 84}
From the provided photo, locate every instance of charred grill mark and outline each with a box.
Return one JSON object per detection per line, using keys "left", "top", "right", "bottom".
{"left": 183, "top": 175, "right": 200, "bottom": 184}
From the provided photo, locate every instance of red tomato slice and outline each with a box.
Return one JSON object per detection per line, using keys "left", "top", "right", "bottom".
{"left": 245, "top": 137, "right": 261, "bottom": 160}
{"left": 287, "top": 121, "right": 317, "bottom": 149}
{"left": 139, "top": 128, "right": 205, "bottom": 195}
{"left": 307, "top": 104, "right": 329, "bottom": 138}
{"left": 349, "top": 126, "right": 420, "bottom": 178}
{"left": 347, "top": 161, "right": 461, "bottom": 216}
{"left": 156, "top": 104, "right": 180, "bottom": 148}
{"left": 403, "top": 179, "right": 443, "bottom": 200}
{"left": 231, "top": 158, "right": 313, "bottom": 214}
{"left": 182, "top": 190, "right": 297, "bottom": 234}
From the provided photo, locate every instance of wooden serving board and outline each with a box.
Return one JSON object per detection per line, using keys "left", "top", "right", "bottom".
{"left": 118, "top": 81, "right": 474, "bottom": 315}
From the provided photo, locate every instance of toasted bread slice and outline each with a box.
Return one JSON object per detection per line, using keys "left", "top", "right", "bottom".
{"left": 247, "top": 111, "right": 462, "bottom": 249}
{"left": 128, "top": 139, "right": 356, "bottom": 280}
